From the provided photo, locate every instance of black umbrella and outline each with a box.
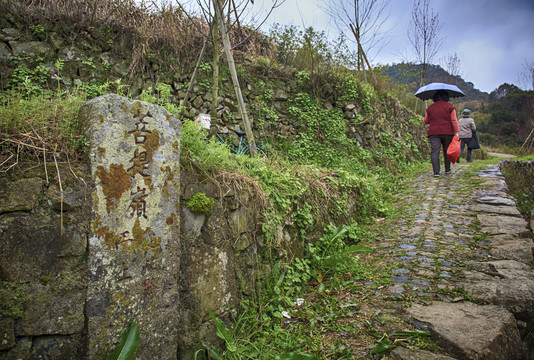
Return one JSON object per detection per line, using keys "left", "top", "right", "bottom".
{"left": 414, "top": 82, "right": 465, "bottom": 100}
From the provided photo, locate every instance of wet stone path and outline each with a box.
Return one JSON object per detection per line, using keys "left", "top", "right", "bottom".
{"left": 365, "top": 163, "right": 534, "bottom": 359}
{"left": 375, "top": 165, "right": 491, "bottom": 301}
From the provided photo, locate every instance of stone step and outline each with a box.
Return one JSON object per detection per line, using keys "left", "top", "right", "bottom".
{"left": 406, "top": 301, "right": 524, "bottom": 360}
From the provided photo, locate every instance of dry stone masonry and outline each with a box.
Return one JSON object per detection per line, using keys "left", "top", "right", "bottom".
{"left": 1, "top": 95, "right": 533, "bottom": 358}
{"left": 0, "top": 95, "right": 265, "bottom": 360}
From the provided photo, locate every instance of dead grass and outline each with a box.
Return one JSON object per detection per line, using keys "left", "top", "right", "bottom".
{"left": 3, "top": 0, "right": 205, "bottom": 73}
{"left": 2, "top": 0, "right": 273, "bottom": 78}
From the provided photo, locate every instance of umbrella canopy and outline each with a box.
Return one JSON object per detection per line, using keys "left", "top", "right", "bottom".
{"left": 414, "top": 82, "right": 465, "bottom": 100}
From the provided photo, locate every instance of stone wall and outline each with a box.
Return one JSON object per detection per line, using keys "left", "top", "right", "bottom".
{"left": 177, "top": 170, "right": 265, "bottom": 358}
{"left": 0, "top": 164, "right": 90, "bottom": 359}
{"left": 0, "top": 166, "right": 266, "bottom": 359}
{"left": 0, "top": 9, "right": 430, "bottom": 160}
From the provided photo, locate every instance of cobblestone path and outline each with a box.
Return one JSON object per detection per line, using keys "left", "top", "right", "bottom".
{"left": 374, "top": 164, "right": 490, "bottom": 301}
{"left": 361, "top": 162, "right": 534, "bottom": 359}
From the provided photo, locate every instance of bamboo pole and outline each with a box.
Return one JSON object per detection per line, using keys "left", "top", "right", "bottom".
{"left": 518, "top": 127, "right": 534, "bottom": 153}
{"left": 211, "top": 12, "right": 220, "bottom": 123}
{"left": 181, "top": 23, "right": 214, "bottom": 114}
{"left": 212, "top": 0, "right": 257, "bottom": 156}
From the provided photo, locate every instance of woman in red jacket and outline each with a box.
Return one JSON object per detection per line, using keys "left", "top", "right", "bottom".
{"left": 423, "top": 90, "right": 460, "bottom": 176}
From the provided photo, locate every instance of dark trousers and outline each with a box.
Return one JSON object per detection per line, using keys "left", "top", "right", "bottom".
{"left": 459, "top": 138, "right": 472, "bottom": 161}
{"left": 429, "top": 135, "right": 453, "bottom": 175}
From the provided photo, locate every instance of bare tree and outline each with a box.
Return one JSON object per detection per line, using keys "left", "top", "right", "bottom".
{"left": 180, "top": 0, "right": 284, "bottom": 48}
{"left": 408, "top": 0, "right": 443, "bottom": 86}
{"left": 321, "top": 0, "right": 391, "bottom": 84}
{"left": 441, "top": 52, "right": 461, "bottom": 84}
{"left": 517, "top": 60, "right": 534, "bottom": 91}
{"left": 175, "top": 0, "right": 284, "bottom": 156}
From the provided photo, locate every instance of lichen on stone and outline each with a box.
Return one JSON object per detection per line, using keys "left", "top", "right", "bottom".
{"left": 0, "top": 282, "right": 28, "bottom": 318}
{"left": 143, "top": 130, "right": 160, "bottom": 162}
{"left": 166, "top": 212, "right": 177, "bottom": 225}
{"left": 130, "top": 102, "right": 143, "bottom": 117}
{"left": 96, "top": 164, "right": 131, "bottom": 214}
{"left": 131, "top": 219, "right": 161, "bottom": 256}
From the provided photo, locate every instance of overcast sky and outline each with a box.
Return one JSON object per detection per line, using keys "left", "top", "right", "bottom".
{"left": 256, "top": 0, "right": 534, "bottom": 93}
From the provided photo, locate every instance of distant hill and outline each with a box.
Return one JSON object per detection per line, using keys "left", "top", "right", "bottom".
{"left": 382, "top": 63, "right": 488, "bottom": 101}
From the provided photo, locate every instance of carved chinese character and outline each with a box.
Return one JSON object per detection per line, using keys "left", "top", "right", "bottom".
{"left": 142, "top": 257, "right": 156, "bottom": 275}
{"left": 143, "top": 278, "right": 160, "bottom": 295}
{"left": 133, "top": 133, "right": 148, "bottom": 145}
{"left": 118, "top": 264, "right": 133, "bottom": 282}
{"left": 127, "top": 149, "right": 149, "bottom": 177}
{"left": 129, "top": 110, "right": 153, "bottom": 144}
{"left": 129, "top": 186, "right": 148, "bottom": 219}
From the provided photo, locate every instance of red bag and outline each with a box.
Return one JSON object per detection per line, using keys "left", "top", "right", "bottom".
{"left": 447, "top": 136, "right": 461, "bottom": 164}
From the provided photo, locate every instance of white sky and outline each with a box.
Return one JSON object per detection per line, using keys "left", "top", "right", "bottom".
{"left": 255, "top": 0, "right": 534, "bottom": 93}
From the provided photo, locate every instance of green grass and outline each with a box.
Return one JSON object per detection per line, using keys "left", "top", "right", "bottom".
{"left": 1, "top": 64, "right": 437, "bottom": 360}
{"left": 0, "top": 89, "right": 90, "bottom": 169}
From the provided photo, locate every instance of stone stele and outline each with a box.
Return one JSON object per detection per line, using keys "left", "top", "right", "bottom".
{"left": 80, "top": 94, "right": 181, "bottom": 360}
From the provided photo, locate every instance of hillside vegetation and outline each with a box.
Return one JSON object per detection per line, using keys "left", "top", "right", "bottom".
{"left": 383, "top": 62, "right": 487, "bottom": 101}
{"left": 384, "top": 63, "right": 534, "bottom": 150}
{"left": 0, "top": 0, "right": 529, "bottom": 358}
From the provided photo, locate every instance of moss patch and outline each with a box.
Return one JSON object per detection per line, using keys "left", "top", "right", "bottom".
{"left": 0, "top": 282, "right": 28, "bottom": 318}
{"left": 186, "top": 192, "right": 216, "bottom": 215}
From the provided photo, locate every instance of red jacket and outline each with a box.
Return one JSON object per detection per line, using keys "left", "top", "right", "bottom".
{"left": 423, "top": 100, "right": 459, "bottom": 136}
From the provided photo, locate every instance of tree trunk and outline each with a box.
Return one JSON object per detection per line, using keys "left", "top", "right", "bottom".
{"left": 349, "top": 23, "right": 377, "bottom": 85}
{"left": 182, "top": 24, "right": 213, "bottom": 115}
{"left": 211, "top": 12, "right": 220, "bottom": 124}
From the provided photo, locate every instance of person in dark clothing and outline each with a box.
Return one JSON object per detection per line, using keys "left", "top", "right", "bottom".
{"left": 423, "top": 90, "right": 460, "bottom": 176}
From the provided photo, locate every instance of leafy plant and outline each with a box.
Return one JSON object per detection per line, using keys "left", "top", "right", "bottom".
{"left": 205, "top": 305, "right": 322, "bottom": 360}
{"left": 199, "top": 62, "right": 212, "bottom": 73}
{"left": 210, "top": 311, "right": 237, "bottom": 353}
{"left": 274, "top": 353, "right": 319, "bottom": 360}
{"left": 10, "top": 64, "right": 50, "bottom": 95}
{"left": 297, "top": 70, "right": 310, "bottom": 88}
{"left": 106, "top": 320, "right": 140, "bottom": 360}
{"left": 76, "top": 81, "right": 107, "bottom": 99}
{"left": 54, "top": 59, "right": 64, "bottom": 86}
{"left": 29, "top": 24, "right": 45, "bottom": 36}
{"left": 198, "top": 79, "right": 211, "bottom": 91}
{"left": 114, "top": 78, "right": 129, "bottom": 96}
{"left": 308, "top": 225, "right": 373, "bottom": 279}
{"left": 370, "top": 336, "right": 395, "bottom": 357}
{"left": 82, "top": 57, "right": 96, "bottom": 69}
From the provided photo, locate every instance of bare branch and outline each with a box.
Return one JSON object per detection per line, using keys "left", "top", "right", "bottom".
{"left": 320, "top": 0, "right": 390, "bottom": 80}
{"left": 441, "top": 52, "right": 462, "bottom": 84}
{"left": 407, "top": 0, "right": 443, "bottom": 85}
{"left": 517, "top": 60, "right": 534, "bottom": 91}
